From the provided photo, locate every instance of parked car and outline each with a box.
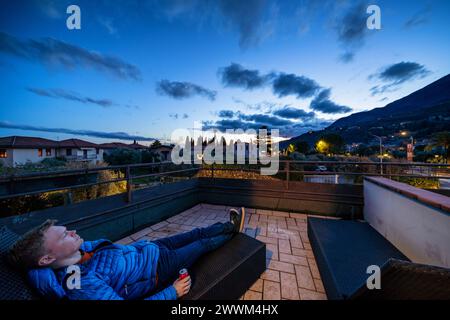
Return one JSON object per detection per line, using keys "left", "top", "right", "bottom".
{"left": 315, "top": 165, "right": 328, "bottom": 172}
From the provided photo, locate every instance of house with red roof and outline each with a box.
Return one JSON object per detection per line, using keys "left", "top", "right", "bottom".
{"left": 0, "top": 136, "right": 104, "bottom": 167}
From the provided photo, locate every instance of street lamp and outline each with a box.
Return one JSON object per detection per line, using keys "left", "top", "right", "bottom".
{"left": 401, "top": 131, "right": 414, "bottom": 161}
{"left": 369, "top": 133, "right": 383, "bottom": 175}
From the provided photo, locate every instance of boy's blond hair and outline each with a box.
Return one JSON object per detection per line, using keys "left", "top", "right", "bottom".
{"left": 7, "top": 219, "right": 57, "bottom": 270}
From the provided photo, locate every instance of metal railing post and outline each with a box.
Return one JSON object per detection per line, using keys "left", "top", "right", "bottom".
{"left": 126, "top": 166, "right": 132, "bottom": 203}
{"left": 286, "top": 160, "right": 290, "bottom": 189}
{"left": 211, "top": 163, "right": 215, "bottom": 179}
{"left": 64, "top": 191, "right": 73, "bottom": 205}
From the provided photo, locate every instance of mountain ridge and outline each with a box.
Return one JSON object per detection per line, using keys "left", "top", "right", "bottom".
{"left": 281, "top": 74, "right": 450, "bottom": 149}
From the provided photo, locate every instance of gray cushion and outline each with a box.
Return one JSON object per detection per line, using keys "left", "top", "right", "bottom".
{"left": 307, "top": 217, "right": 409, "bottom": 300}
{"left": 181, "top": 233, "right": 266, "bottom": 300}
{"left": 0, "top": 226, "right": 39, "bottom": 300}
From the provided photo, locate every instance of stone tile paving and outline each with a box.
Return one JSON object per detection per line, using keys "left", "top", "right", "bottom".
{"left": 116, "top": 203, "right": 328, "bottom": 300}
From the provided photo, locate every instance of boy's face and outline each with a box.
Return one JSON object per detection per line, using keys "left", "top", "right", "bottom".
{"left": 38, "top": 226, "right": 84, "bottom": 267}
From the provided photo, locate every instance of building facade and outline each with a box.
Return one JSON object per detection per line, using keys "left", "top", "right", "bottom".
{"left": 0, "top": 136, "right": 104, "bottom": 167}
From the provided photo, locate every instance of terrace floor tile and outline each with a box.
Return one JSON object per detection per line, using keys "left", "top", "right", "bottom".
{"left": 119, "top": 204, "right": 328, "bottom": 300}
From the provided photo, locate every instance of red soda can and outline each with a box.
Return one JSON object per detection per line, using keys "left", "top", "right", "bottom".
{"left": 179, "top": 268, "right": 189, "bottom": 280}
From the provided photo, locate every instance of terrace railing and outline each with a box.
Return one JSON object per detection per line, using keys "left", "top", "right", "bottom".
{"left": 64, "top": 154, "right": 98, "bottom": 161}
{"left": 0, "top": 160, "right": 449, "bottom": 217}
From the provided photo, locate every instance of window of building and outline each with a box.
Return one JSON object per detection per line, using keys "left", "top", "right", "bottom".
{"left": 0, "top": 149, "right": 7, "bottom": 158}
{"left": 38, "top": 148, "right": 43, "bottom": 157}
{"left": 96, "top": 148, "right": 99, "bottom": 155}
{"left": 46, "top": 148, "right": 51, "bottom": 156}
{"left": 66, "top": 149, "right": 72, "bottom": 156}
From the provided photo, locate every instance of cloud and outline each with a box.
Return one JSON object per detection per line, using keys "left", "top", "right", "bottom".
{"left": 156, "top": 80, "right": 217, "bottom": 101}
{"left": 0, "top": 32, "right": 142, "bottom": 81}
{"left": 204, "top": 97, "right": 333, "bottom": 137}
{"left": 222, "top": 64, "right": 353, "bottom": 115}
{"left": 369, "top": 61, "right": 430, "bottom": 95}
{"left": 27, "top": 87, "right": 117, "bottom": 108}
{"left": 232, "top": 98, "right": 283, "bottom": 113}
{"left": 0, "top": 121, "right": 156, "bottom": 141}
{"left": 338, "top": 52, "right": 355, "bottom": 63}
{"left": 148, "top": 0, "right": 273, "bottom": 49}
{"left": 203, "top": 113, "right": 331, "bottom": 137}
{"left": 202, "top": 119, "right": 261, "bottom": 132}
{"left": 217, "top": 110, "right": 235, "bottom": 118}
{"left": 271, "top": 73, "right": 321, "bottom": 98}
{"left": 219, "top": 63, "right": 269, "bottom": 90}
{"left": 273, "top": 107, "right": 315, "bottom": 120}
{"left": 217, "top": 0, "right": 271, "bottom": 49}
{"left": 220, "top": 64, "right": 321, "bottom": 99}
{"left": 310, "top": 89, "right": 352, "bottom": 114}
{"left": 404, "top": 6, "right": 431, "bottom": 29}
{"left": 238, "top": 113, "right": 293, "bottom": 126}
{"left": 333, "top": 1, "right": 369, "bottom": 62}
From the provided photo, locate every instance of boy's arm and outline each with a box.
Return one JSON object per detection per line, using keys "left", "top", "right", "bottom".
{"left": 66, "top": 272, "right": 177, "bottom": 300}
{"left": 145, "top": 285, "right": 177, "bottom": 300}
{"left": 65, "top": 272, "right": 124, "bottom": 300}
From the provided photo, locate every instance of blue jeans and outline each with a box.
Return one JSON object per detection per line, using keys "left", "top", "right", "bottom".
{"left": 153, "top": 222, "right": 234, "bottom": 288}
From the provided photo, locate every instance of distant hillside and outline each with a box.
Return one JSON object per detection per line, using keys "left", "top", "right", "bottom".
{"left": 281, "top": 74, "right": 450, "bottom": 149}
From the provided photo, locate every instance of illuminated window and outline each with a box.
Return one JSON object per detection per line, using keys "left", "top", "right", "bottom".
{"left": 38, "top": 148, "right": 43, "bottom": 157}
{"left": 0, "top": 149, "right": 7, "bottom": 158}
{"left": 46, "top": 148, "right": 51, "bottom": 156}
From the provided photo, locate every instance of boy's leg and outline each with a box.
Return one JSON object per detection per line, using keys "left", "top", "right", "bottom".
{"left": 153, "top": 222, "right": 234, "bottom": 250}
{"left": 156, "top": 232, "right": 233, "bottom": 288}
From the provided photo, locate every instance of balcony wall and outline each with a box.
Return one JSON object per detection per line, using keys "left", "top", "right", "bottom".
{"left": 364, "top": 177, "right": 450, "bottom": 268}
{"left": 1, "top": 178, "right": 363, "bottom": 242}
{"left": 2, "top": 179, "right": 199, "bottom": 241}
{"left": 198, "top": 178, "right": 363, "bottom": 218}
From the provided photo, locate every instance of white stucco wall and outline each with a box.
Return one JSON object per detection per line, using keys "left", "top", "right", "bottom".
{"left": 97, "top": 149, "right": 104, "bottom": 163}
{"left": 11, "top": 148, "right": 54, "bottom": 166}
{"left": 1, "top": 147, "right": 104, "bottom": 167}
{"left": 364, "top": 179, "right": 450, "bottom": 268}
{"left": 55, "top": 148, "right": 102, "bottom": 162}
{"left": 0, "top": 148, "right": 14, "bottom": 167}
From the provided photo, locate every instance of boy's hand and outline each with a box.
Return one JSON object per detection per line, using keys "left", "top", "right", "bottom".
{"left": 173, "top": 276, "right": 191, "bottom": 298}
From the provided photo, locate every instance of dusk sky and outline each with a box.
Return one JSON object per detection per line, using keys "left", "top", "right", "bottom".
{"left": 1, "top": 0, "right": 449, "bottom": 145}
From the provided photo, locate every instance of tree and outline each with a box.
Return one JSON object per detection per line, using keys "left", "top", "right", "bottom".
{"left": 427, "top": 131, "right": 450, "bottom": 163}
{"left": 103, "top": 149, "right": 141, "bottom": 165}
{"left": 316, "top": 134, "right": 344, "bottom": 155}
{"left": 295, "top": 141, "right": 309, "bottom": 154}
{"left": 141, "top": 150, "right": 160, "bottom": 163}
{"left": 151, "top": 140, "right": 162, "bottom": 149}
{"left": 353, "top": 144, "right": 377, "bottom": 157}
{"left": 287, "top": 144, "right": 295, "bottom": 155}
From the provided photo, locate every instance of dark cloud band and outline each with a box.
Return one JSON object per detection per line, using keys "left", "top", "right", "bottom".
{"left": 271, "top": 73, "right": 321, "bottom": 98}
{"left": 27, "top": 87, "right": 116, "bottom": 108}
{"left": 156, "top": 80, "right": 217, "bottom": 101}
{"left": 219, "top": 63, "right": 269, "bottom": 90}
{"left": 310, "top": 89, "right": 352, "bottom": 114}
{"left": 273, "top": 107, "right": 316, "bottom": 120}
{"left": 369, "top": 61, "right": 430, "bottom": 95}
{"left": 0, "top": 122, "right": 155, "bottom": 141}
{"left": 0, "top": 32, "right": 142, "bottom": 81}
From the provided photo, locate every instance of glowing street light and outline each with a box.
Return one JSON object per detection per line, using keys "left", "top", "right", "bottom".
{"left": 400, "top": 131, "right": 414, "bottom": 161}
